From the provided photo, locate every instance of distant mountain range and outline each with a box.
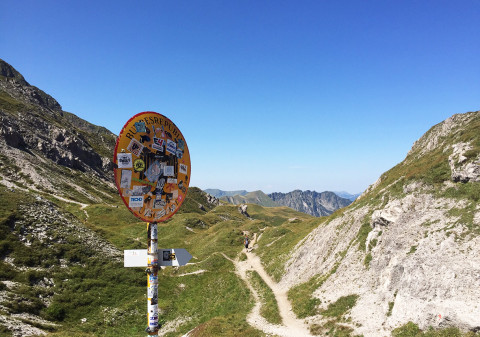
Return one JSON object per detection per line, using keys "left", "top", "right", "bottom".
{"left": 333, "top": 191, "right": 362, "bottom": 201}
{"left": 269, "top": 190, "right": 352, "bottom": 216}
{"left": 204, "top": 188, "right": 353, "bottom": 216}
{"left": 203, "top": 188, "right": 248, "bottom": 198}
{"left": 220, "top": 190, "right": 277, "bottom": 207}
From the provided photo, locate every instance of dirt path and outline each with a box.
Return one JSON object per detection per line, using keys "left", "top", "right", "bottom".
{"left": 226, "top": 235, "right": 314, "bottom": 337}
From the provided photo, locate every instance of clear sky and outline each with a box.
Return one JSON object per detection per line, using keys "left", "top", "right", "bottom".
{"left": 1, "top": 0, "right": 479, "bottom": 194}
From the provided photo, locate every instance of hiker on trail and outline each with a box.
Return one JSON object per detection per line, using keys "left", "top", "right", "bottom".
{"left": 244, "top": 236, "right": 249, "bottom": 249}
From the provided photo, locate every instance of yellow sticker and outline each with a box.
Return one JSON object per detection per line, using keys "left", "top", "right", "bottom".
{"left": 113, "top": 111, "right": 191, "bottom": 223}
{"left": 134, "top": 158, "right": 146, "bottom": 172}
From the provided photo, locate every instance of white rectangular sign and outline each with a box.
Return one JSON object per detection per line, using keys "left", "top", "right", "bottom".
{"left": 124, "top": 249, "right": 148, "bottom": 267}
{"left": 124, "top": 248, "right": 192, "bottom": 267}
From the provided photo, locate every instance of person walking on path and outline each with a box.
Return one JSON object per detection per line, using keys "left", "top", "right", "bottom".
{"left": 244, "top": 236, "right": 249, "bottom": 250}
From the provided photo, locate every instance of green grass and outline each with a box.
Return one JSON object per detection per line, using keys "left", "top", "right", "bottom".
{"left": 308, "top": 295, "right": 360, "bottom": 336}
{"left": 320, "top": 294, "right": 359, "bottom": 318}
{"left": 310, "top": 320, "right": 357, "bottom": 337}
{"left": 0, "top": 183, "right": 277, "bottom": 336}
{"left": 288, "top": 241, "right": 354, "bottom": 318}
{"left": 357, "top": 221, "right": 373, "bottom": 252}
{"left": 387, "top": 301, "right": 395, "bottom": 317}
{"left": 248, "top": 270, "right": 282, "bottom": 325}
{"left": 288, "top": 273, "right": 327, "bottom": 318}
{"left": 248, "top": 205, "right": 318, "bottom": 282}
{"left": 184, "top": 315, "right": 264, "bottom": 337}
{"left": 392, "top": 321, "right": 480, "bottom": 337}
{"left": 364, "top": 252, "right": 372, "bottom": 267}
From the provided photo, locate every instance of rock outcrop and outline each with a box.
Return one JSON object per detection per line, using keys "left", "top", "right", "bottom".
{"left": 0, "top": 58, "right": 117, "bottom": 202}
{"left": 280, "top": 110, "right": 480, "bottom": 336}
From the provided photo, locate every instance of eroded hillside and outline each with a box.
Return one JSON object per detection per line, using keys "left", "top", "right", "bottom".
{"left": 276, "top": 111, "right": 480, "bottom": 336}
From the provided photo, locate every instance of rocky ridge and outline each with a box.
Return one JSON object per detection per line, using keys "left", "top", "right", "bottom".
{"left": 269, "top": 190, "right": 352, "bottom": 216}
{"left": 0, "top": 58, "right": 117, "bottom": 204}
{"left": 280, "top": 110, "right": 480, "bottom": 336}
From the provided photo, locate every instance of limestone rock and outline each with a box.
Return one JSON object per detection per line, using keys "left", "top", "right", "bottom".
{"left": 281, "top": 111, "right": 480, "bottom": 336}
{"left": 238, "top": 204, "right": 250, "bottom": 217}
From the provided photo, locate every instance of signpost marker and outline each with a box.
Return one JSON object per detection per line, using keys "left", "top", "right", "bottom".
{"left": 113, "top": 111, "right": 191, "bottom": 335}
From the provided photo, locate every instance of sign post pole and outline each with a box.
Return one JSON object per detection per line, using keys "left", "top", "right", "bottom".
{"left": 113, "top": 111, "right": 192, "bottom": 334}
{"left": 146, "top": 222, "right": 159, "bottom": 335}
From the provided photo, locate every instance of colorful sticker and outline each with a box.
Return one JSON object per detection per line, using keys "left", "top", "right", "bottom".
{"left": 117, "top": 153, "right": 132, "bottom": 168}
{"left": 153, "top": 199, "right": 165, "bottom": 209}
{"left": 120, "top": 170, "right": 132, "bottom": 188}
{"left": 145, "top": 161, "right": 162, "bottom": 182}
{"left": 152, "top": 137, "right": 164, "bottom": 151}
{"left": 134, "top": 121, "right": 147, "bottom": 133}
{"left": 148, "top": 274, "right": 158, "bottom": 284}
{"left": 164, "top": 166, "right": 174, "bottom": 176}
{"left": 133, "top": 158, "right": 146, "bottom": 172}
{"left": 176, "top": 149, "right": 183, "bottom": 159}
{"left": 166, "top": 139, "right": 176, "bottom": 154}
{"left": 167, "top": 178, "right": 177, "bottom": 184}
{"left": 129, "top": 196, "right": 144, "bottom": 208}
{"left": 127, "top": 138, "right": 144, "bottom": 157}
{"left": 132, "top": 185, "right": 146, "bottom": 196}
{"left": 155, "top": 209, "right": 166, "bottom": 219}
{"left": 177, "top": 139, "right": 185, "bottom": 151}
{"left": 148, "top": 285, "right": 158, "bottom": 298}
{"left": 156, "top": 178, "right": 166, "bottom": 190}
{"left": 179, "top": 164, "right": 188, "bottom": 175}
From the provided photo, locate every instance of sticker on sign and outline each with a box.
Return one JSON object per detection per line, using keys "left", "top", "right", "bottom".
{"left": 129, "top": 196, "right": 144, "bottom": 208}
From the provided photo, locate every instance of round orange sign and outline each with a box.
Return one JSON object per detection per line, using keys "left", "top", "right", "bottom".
{"left": 113, "top": 111, "right": 191, "bottom": 223}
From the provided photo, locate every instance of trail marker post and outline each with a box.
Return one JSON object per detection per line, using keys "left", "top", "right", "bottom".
{"left": 113, "top": 112, "right": 191, "bottom": 335}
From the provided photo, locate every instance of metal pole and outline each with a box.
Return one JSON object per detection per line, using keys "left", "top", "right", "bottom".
{"left": 146, "top": 222, "right": 159, "bottom": 335}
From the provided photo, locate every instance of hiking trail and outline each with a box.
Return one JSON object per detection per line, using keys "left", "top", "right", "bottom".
{"left": 226, "top": 233, "right": 314, "bottom": 337}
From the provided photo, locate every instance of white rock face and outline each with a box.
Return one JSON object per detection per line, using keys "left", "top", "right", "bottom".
{"left": 281, "top": 190, "right": 480, "bottom": 336}
{"left": 448, "top": 142, "right": 480, "bottom": 183}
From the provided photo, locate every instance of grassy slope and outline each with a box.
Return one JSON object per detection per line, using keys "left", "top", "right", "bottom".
{"left": 1, "top": 180, "right": 314, "bottom": 336}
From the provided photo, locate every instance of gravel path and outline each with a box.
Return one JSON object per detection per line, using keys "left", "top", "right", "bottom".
{"left": 225, "top": 234, "right": 314, "bottom": 337}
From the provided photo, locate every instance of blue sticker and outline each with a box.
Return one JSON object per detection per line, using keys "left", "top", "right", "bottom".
{"left": 166, "top": 139, "right": 176, "bottom": 154}
{"left": 177, "top": 139, "right": 185, "bottom": 151}
{"left": 135, "top": 121, "right": 147, "bottom": 133}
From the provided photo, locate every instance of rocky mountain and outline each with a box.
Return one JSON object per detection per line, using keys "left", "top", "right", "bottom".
{"left": 203, "top": 188, "right": 248, "bottom": 198}
{"left": 269, "top": 190, "right": 352, "bottom": 216}
{"left": 221, "top": 190, "right": 277, "bottom": 207}
{"left": 208, "top": 188, "right": 353, "bottom": 217}
{"left": 276, "top": 110, "right": 480, "bottom": 336}
{"left": 0, "top": 58, "right": 117, "bottom": 205}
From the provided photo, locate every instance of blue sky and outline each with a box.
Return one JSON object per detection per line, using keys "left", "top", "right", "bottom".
{"left": 1, "top": 0, "right": 479, "bottom": 194}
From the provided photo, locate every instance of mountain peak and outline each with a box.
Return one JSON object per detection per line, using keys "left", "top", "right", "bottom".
{"left": 0, "top": 58, "right": 62, "bottom": 112}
